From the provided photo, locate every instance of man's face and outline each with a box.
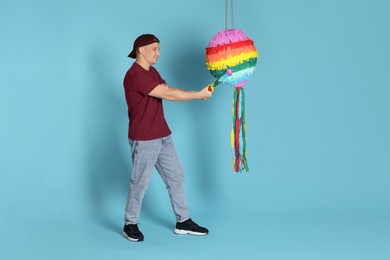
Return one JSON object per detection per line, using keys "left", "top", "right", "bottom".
{"left": 140, "top": 42, "right": 160, "bottom": 65}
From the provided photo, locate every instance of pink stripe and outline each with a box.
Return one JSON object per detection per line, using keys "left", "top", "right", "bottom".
{"left": 207, "top": 29, "right": 250, "bottom": 48}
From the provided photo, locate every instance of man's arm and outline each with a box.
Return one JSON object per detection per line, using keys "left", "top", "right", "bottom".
{"left": 149, "top": 84, "right": 212, "bottom": 101}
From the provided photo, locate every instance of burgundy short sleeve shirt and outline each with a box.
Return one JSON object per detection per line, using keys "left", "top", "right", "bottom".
{"left": 123, "top": 62, "right": 171, "bottom": 140}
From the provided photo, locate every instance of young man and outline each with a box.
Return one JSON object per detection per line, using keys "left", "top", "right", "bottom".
{"left": 122, "top": 34, "right": 212, "bottom": 242}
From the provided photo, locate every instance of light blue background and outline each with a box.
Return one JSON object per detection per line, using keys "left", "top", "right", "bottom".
{"left": 1, "top": 0, "right": 389, "bottom": 259}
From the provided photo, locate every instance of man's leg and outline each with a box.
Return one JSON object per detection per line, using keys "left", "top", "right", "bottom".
{"left": 155, "top": 136, "right": 190, "bottom": 223}
{"left": 124, "top": 138, "right": 162, "bottom": 225}
{"left": 155, "top": 136, "right": 209, "bottom": 236}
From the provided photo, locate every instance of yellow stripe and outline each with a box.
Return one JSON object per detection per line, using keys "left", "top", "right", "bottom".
{"left": 231, "top": 128, "right": 234, "bottom": 149}
{"left": 207, "top": 51, "right": 258, "bottom": 71}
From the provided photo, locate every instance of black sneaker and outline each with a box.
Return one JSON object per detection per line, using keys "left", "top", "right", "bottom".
{"left": 174, "top": 218, "right": 209, "bottom": 236}
{"left": 123, "top": 224, "right": 144, "bottom": 242}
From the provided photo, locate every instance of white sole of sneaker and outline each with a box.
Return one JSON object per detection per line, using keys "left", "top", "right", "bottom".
{"left": 122, "top": 231, "right": 143, "bottom": 242}
{"left": 174, "top": 229, "right": 208, "bottom": 236}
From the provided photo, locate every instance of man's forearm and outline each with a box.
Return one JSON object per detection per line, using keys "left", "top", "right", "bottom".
{"left": 149, "top": 83, "right": 212, "bottom": 101}
{"left": 163, "top": 85, "right": 202, "bottom": 101}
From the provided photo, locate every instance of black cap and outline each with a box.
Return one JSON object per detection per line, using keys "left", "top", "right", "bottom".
{"left": 128, "top": 34, "right": 160, "bottom": 58}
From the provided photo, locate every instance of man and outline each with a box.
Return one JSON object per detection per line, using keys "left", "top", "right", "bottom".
{"left": 122, "top": 34, "right": 212, "bottom": 242}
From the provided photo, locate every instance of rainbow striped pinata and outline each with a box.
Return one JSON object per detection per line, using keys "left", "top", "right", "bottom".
{"left": 206, "top": 28, "right": 258, "bottom": 172}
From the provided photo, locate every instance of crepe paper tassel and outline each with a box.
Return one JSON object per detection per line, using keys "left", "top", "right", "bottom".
{"left": 205, "top": 28, "right": 258, "bottom": 172}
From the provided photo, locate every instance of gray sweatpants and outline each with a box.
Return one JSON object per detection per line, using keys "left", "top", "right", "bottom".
{"left": 124, "top": 135, "right": 190, "bottom": 225}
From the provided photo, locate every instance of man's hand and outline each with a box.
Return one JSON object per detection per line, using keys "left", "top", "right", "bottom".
{"left": 199, "top": 86, "right": 213, "bottom": 100}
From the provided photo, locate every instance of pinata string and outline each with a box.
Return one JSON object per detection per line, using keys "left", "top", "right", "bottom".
{"left": 225, "top": 0, "right": 234, "bottom": 29}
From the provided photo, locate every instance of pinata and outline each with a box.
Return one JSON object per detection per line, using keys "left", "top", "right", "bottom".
{"left": 206, "top": 28, "right": 258, "bottom": 173}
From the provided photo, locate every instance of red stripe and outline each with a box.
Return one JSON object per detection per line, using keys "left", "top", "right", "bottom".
{"left": 235, "top": 88, "right": 241, "bottom": 172}
{"left": 206, "top": 48, "right": 257, "bottom": 63}
{"left": 206, "top": 40, "right": 255, "bottom": 56}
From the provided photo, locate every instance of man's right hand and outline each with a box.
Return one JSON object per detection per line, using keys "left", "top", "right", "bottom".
{"left": 199, "top": 86, "right": 213, "bottom": 100}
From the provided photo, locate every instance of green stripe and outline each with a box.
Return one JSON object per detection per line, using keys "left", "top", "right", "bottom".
{"left": 210, "top": 57, "right": 257, "bottom": 78}
{"left": 241, "top": 88, "right": 249, "bottom": 172}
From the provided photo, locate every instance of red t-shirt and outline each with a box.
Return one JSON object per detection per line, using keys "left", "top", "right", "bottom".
{"left": 123, "top": 62, "right": 171, "bottom": 140}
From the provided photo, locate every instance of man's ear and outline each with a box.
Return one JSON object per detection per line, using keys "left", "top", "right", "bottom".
{"left": 138, "top": 47, "right": 144, "bottom": 56}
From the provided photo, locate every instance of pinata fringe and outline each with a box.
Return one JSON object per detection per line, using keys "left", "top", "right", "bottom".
{"left": 231, "top": 87, "right": 249, "bottom": 172}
